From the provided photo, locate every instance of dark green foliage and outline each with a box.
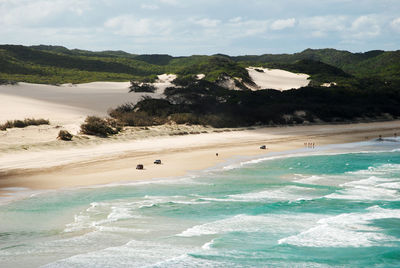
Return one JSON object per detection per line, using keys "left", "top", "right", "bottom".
{"left": 172, "top": 75, "right": 198, "bottom": 86}
{"left": 0, "top": 79, "right": 17, "bottom": 85}
{"left": 134, "top": 54, "right": 173, "bottom": 65}
{"left": 58, "top": 130, "right": 73, "bottom": 141}
{"left": 109, "top": 99, "right": 177, "bottom": 126}
{"left": 80, "top": 116, "right": 119, "bottom": 137}
{"left": 129, "top": 81, "right": 156, "bottom": 92}
{"left": 110, "top": 76, "right": 400, "bottom": 128}
{"left": 0, "top": 118, "right": 49, "bottom": 130}
{"left": 3, "top": 45, "right": 398, "bottom": 86}
{"left": 176, "top": 56, "right": 253, "bottom": 84}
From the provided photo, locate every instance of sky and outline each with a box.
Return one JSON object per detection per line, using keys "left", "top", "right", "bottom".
{"left": 0, "top": 0, "right": 399, "bottom": 56}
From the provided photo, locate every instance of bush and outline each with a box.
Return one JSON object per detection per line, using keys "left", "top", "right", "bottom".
{"left": 172, "top": 75, "right": 197, "bottom": 87}
{"left": 58, "top": 130, "right": 73, "bottom": 141}
{"left": 129, "top": 81, "right": 156, "bottom": 93}
{"left": 0, "top": 79, "right": 17, "bottom": 85}
{"left": 80, "top": 116, "right": 119, "bottom": 137}
{"left": 0, "top": 118, "right": 49, "bottom": 130}
{"left": 169, "top": 113, "right": 199, "bottom": 124}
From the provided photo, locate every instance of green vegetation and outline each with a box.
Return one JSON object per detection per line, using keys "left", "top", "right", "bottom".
{"left": 0, "top": 45, "right": 257, "bottom": 85}
{"left": 0, "top": 118, "right": 49, "bottom": 130}
{"left": 109, "top": 78, "right": 400, "bottom": 128}
{"left": 129, "top": 81, "right": 156, "bottom": 93}
{"left": 80, "top": 116, "right": 121, "bottom": 137}
{"left": 1, "top": 45, "right": 399, "bottom": 85}
{"left": 233, "top": 48, "right": 400, "bottom": 82}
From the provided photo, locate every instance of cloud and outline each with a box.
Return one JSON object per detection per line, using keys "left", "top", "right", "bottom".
{"left": 226, "top": 18, "right": 269, "bottom": 38}
{"left": 1, "top": 0, "right": 399, "bottom": 55}
{"left": 141, "top": 4, "right": 159, "bottom": 10}
{"left": 350, "top": 15, "right": 380, "bottom": 38}
{"left": 390, "top": 17, "right": 400, "bottom": 32}
{"left": 270, "top": 18, "right": 296, "bottom": 30}
{"left": 104, "top": 15, "right": 172, "bottom": 36}
{"left": 299, "top": 16, "right": 347, "bottom": 37}
{"left": 159, "top": 0, "right": 178, "bottom": 5}
{"left": 0, "top": 0, "right": 91, "bottom": 27}
{"left": 192, "top": 18, "right": 220, "bottom": 28}
{"left": 229, "top": 17, "right": 242, "bottom": 23}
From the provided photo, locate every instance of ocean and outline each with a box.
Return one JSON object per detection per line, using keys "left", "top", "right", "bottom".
{"left": 1, "top": 139, "right": 400, "bottom": 267}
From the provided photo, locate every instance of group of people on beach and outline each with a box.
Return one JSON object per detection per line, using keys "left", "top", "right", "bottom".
{"left": 304, "top": 142, "right": 315, "bottom": 149}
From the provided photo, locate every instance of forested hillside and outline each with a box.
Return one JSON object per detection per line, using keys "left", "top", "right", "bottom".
{"left": 1, "top": 44, "right": 399, "bottom": 128}
{"left": 1, "top": 45, "right": 399, "bottom": 84}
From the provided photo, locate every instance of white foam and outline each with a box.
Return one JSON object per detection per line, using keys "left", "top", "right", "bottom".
{"left": 64, "top": 201, "right": 143, "bottom": 233}
{"left": 279, "top": 206, "right": 400, "bottom": 247}
{"left": 201, "top": 239, "right": 215, "bottom": 250}
{"left": 349, "top": 164, "right": 400, "bottom": 176}
{"left": 294, "top": 175, "right": 325, "bottom": 184}
{"left": 220, "top": 143, "right": 387, "bottom": 172}
{"left": 177, "top": 213, "right": 323, "bottom": 237}
{"left": 228, "top": 185, "right": 320, "bottom": 202}
{"left": 41, "top": 239, "right": 192, "bottom": 268}
{"left": 64, "top": 194, "right": 211, "bottom": 233}
{"left": 326, "top": 176, "right": 400, "bottom": 201}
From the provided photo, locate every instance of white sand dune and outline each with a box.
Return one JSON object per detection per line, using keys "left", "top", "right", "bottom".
{"left": 247, "top": 67, "right": 310, "bottom": 91}
{"left": 196, "top": 74, "right": 205, "bottom": 80}
{"left": 0, "top": 81, "right": 164, "bottom": 125}
{"left": 153, "top": 74, "right": 177, "bottom": 94}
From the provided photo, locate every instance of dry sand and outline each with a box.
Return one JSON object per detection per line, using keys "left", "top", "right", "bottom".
{"left": 0, "top": 76, "right": 174, "bottom": 133}
{"left": 246, "top": 67, "right": 310, "bottom": 91}
{"left": 1, "top": 121, "right": 399, "bottom": 195}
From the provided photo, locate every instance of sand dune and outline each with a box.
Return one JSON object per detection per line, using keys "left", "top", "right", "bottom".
{"left": 247, "top": 67, "right": 310, "bottom": 91}
{"left": 0, "top": 82, "right": 157, "bottom": 119}
{"left": 0, "top": 80, "right": 163, "bottom": 136}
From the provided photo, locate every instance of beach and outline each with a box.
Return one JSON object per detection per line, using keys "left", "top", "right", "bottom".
{"left": 1, "top": 119, "right": 399, "bottom": 194}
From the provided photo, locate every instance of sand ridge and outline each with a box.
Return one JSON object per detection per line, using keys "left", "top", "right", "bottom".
{"left": 246, "top": 67, "right": 310, "bottom": 91}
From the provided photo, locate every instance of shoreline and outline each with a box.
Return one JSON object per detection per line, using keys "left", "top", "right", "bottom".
{"left": 1, "top": 120, "right": 400, "bottom": 201}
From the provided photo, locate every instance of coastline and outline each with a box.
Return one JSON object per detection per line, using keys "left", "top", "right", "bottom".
{"left": 1, "top": 120, "right": 399, "bottom": 199}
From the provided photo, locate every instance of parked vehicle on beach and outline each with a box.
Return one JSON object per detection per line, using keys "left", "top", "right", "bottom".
{"left": 136, "top": 164, "right": 144, "bottom": 170}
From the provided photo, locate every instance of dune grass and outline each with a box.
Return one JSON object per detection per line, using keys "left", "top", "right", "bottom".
{"left": 0, "top": 118, "right": 49, "bottom": 131}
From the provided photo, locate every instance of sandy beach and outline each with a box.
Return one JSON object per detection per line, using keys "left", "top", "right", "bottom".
{"left": 1, "top": 120, "right": 399, "bottom": 194}
{"left": 1, "top": 82, "right": 399, "bottom": 197}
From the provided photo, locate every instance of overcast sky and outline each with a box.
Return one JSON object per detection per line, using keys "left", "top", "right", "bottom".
{"left": 1, "top": 0, "right": 399, "bottom": 55}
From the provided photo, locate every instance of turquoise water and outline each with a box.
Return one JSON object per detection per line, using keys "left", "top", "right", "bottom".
{"left": 1, "top": 140, "right": 400, "bottom": 267}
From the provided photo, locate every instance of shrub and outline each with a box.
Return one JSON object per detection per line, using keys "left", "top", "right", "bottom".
{"left": 169, "top": 113, "right": 199, "bottom": 125}
{"left": 0, "top": 79, "right": 17, "bottom": 85}
{"left": 0, "top": 118, "right": 49, "bottom": 130}
{"left": 80, "top": 116, "right": 119, "bottom": 137}
{"left": 172, "top": 75, "right": 197, "bottom": 86}
{"left": 58, "top": 130, "right": 73, "bottom": 141}
{"left": 129, "top": 81, "right": 156, "bottom": 93}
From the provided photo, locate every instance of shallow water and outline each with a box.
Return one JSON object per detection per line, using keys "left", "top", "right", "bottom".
{"left": 1, "top": 140, "right": 400, "bottom": 267}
